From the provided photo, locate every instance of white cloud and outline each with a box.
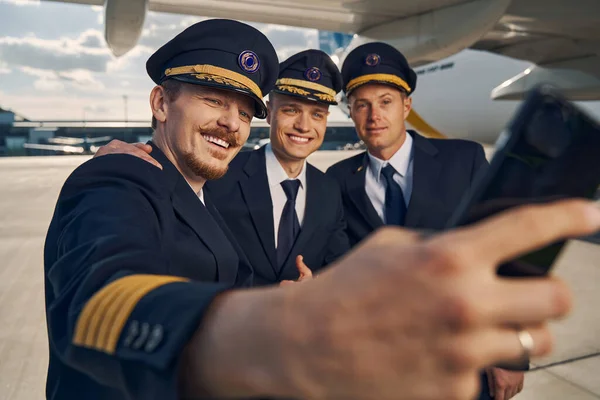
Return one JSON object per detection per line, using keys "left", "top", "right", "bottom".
{"left": 60, "top": 69, "right": 105, "bottom": 91}
{"left": 0, "top": 3, "right": 333, "bottom": 120}
{"left": 20, "top": 66, "right": 104, "bottom": 92}
{"left": 79, "top": 30, "right": 105, "bottom": 48}
{"left": 95, "top": 7, "right": 104, "bottom": 25}
{"left": 4, "top": 91, "right": 153, "bottom": 121}
{"left": 140, "top": 24, "right": 188, "bottom": 50}
{"left": 0, "top": 62, "right": 10, "bottom": 74}
{"left": 84, "top": 104, "right": 109, "bottom": 114}
{"left": 136, "top": 17, "right": 318, "bottom": 65}
{"left": 136, "top": 13, "right": 208, "bottom": 51}
{"left": 276, "top": 46, "right": 312, "bottom": 62}
{"left": 0, "top": 0, "right": 40, "bottom": 5}
{"left": 0, "top": 30, "right": 111, "bottom": 73}
{"left": 33, "top": 78, "right": 64, "bottom": 92}
{"left": 260, "top": 24, "right": 318, "bottom": 49}
{"left": 106, "top": 44, "right": 152, "bottom": 73}
{"left": 20, "top": 66, "right": 55, "bottom": 78}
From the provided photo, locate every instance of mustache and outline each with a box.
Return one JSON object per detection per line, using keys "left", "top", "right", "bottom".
{"left": 200, "top": 127, "right": 241, "bottom": 147}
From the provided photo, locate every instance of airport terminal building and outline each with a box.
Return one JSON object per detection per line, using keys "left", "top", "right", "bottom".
{"left": 0, "top": 106, "right": 362, "bottom": 157}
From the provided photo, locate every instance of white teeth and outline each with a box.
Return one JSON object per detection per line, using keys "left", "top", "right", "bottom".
{"left": 203, "top": 135, "right": 230, "bottom": 148}
{"left": 289, "top": 135, "right": 309, "bottom": 143}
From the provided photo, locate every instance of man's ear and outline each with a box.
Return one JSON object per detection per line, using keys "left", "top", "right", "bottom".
{"left": 150, "top": 86, "right": 168, "bottom": 125}
{"left": 348, "top": 101, "right": 357, "bottom": 122}
{"left": 403, "top": 95, "right": 412, "bottom": 120}
{"left": 266, "top": 100, "right": 272, "bottom": 125}
{"left": 346, "top": 94, "right": 354, "bottom": 120}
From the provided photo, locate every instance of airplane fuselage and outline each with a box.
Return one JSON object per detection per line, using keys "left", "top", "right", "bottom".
{"left": 411, "top": 49, "right": 600, "bottom": 145}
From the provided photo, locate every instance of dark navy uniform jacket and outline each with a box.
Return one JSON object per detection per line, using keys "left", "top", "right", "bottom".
{"left": 326, "top": 130, "right": 489, "bottom": 245}
{"left": 205, "top": 146, "right": 350, "bottom": 285}
{"left": 327, "top": 131, "right": 500, "bottom": 397}
{"left": 43, "top": 143, "right": 252, "bottom": 400}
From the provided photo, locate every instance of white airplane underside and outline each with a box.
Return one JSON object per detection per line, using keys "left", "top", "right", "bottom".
{"left": 43, "top": 0, "right": 600, "bottom": 102}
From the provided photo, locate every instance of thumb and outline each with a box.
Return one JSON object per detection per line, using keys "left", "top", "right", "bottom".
{"left": 296, "top": 255, "right": 312, "bottom": 280}
{"left": 133, "top": 142, "right": 153, "bottom": 154}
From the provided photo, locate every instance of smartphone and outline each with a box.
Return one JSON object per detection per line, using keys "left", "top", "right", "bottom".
{"left": 446, "top": 84, "right": 600, "bottom": 277}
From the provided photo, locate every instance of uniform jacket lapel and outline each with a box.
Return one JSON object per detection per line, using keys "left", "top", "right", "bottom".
{"left": 149, "top": 142, "right": 237, "bottom": 283}
{"left": 344, "top": 153, "right": 383, "bottom": 230}
{"left": 238, "top": 147, "right": 279, "bottom": 278}
{"left": 278, "top": 164, "right": 327, "bottom": 280}
{"left": 404, "top": 131, "right": 442, "bottom": 227}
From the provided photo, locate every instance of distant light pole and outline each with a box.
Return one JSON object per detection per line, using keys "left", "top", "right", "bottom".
{"left": 123, "top": 95, "right": 129, "bottom": 123}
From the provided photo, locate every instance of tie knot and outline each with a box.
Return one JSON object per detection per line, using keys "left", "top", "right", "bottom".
{"left": 381, "top": 164, "right": 396, "bottom": 182}
{"left": 281, "top": 179, "right": 301, "bottom": 201}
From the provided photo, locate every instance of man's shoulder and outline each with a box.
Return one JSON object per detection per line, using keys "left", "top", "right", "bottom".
{"left": 64, "top": 154, "right": 167, "bottom": 196}
{"left": 325, "top": 151, "right": 366, "bottom": 178}
{"left": 204, "top": 150, "right": 252, "bottom": 195}
{"left": 306, "top": 163, "right": 344, "bottom": 208}
{"left": 229, "top": 149, "right": 253, "bottom": 169}
{"left": 424, "top": 136, "right": 484, "bottom": 155}
{"left": 307, "top": 162, "right": 340, "bottom": 189}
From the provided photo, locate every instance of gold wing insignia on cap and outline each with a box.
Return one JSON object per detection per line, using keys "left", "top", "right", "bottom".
{"left": 192, "top": 73, "right": 247, "bottom": 90}
{"left": 314, "top": 93, "right": 336, "bottom": 102}
{"left": 277, "top": 85, "right": 311, "bottom": 96}
{"left": 165, "top": 64, "right": 263, "bottom": 98}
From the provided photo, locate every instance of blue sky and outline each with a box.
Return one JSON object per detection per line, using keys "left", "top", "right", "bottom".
{"left": 0, "top": 0, "right": 347, "bottom": 121}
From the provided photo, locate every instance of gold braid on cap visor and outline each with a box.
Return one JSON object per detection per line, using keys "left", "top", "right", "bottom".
{"left": 346, "top": 73, "right": 411, "bottom": 94}
{"left": 275, "top": 78, "right": 337, "bottom": 103}
{"left": 165, "top": 64, "right": 263, "bottom": 99}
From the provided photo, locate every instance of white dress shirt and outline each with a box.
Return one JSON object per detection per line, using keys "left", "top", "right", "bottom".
{"left": 184, "top": 179, "right": 205, "bottom": 205}
{"left": 365, "top": 133, "right": 414, "bottom": 223}
{"left": 264, "top": 143, "right": 307, "bottom": 248}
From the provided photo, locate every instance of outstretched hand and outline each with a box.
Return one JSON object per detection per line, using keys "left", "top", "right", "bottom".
{"left": 280, "top": 255, "right": 313, "bottom": 286}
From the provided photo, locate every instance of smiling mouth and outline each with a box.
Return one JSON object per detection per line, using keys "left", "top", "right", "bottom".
{"left": 287, "top": 134, "right": 312, "bottom": 144}
{"left": 366, "top": 127, "right": 386, "bottom": 133}
{"left": 203, "top": 134, "right": 231, "bottom": 149}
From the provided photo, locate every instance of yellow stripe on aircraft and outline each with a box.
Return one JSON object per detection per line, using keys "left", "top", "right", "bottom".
{"left": 406, "top": 109, "right": 447, "bottom": 139}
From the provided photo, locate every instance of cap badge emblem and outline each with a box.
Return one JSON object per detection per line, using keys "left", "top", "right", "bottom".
{"left": 365, "top": 53, "right": 380, "bottom": 66}
{"left": 304, "top": 66, "right": 322, "bottom": 82}
{"left": 238, "top": 50, "right": 260, "bottom": 73}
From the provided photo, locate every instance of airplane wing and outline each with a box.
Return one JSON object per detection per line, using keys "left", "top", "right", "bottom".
{"left": 43, "top": 0, "right": 600, "bottom": 100}
{"left": 469, "top": 1, "right": 600, "bottom": 100}
{"left": 44, "top": 0, "right": 472, "bottom": 36}
{"left": 42, "top": 0, "right": 514, "bottom": 62}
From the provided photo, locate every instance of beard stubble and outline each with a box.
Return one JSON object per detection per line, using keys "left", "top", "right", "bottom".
{"left": 182, "top": 126, "right": 241, "bottom": 180}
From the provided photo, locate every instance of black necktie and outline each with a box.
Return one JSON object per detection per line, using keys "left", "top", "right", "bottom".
{"left": 277, "top": 179, "right": 301, "bottom": 269}
{"left": 381, "top": 164, "right": 407, "bottom": 226}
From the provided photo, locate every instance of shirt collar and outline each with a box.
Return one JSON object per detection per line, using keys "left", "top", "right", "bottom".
{"left": 367, "top": 132, "right": 414, "bottom": 182}
{"left": 183, "top": 179, "right": 205, "bottom": 204}
{"left": 264, "top": 142, "right": 307, "bottom": 189}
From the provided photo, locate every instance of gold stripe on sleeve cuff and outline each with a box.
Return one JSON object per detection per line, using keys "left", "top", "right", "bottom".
{"left": 73, "top": 275, "right": 188, "bottom": 354}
